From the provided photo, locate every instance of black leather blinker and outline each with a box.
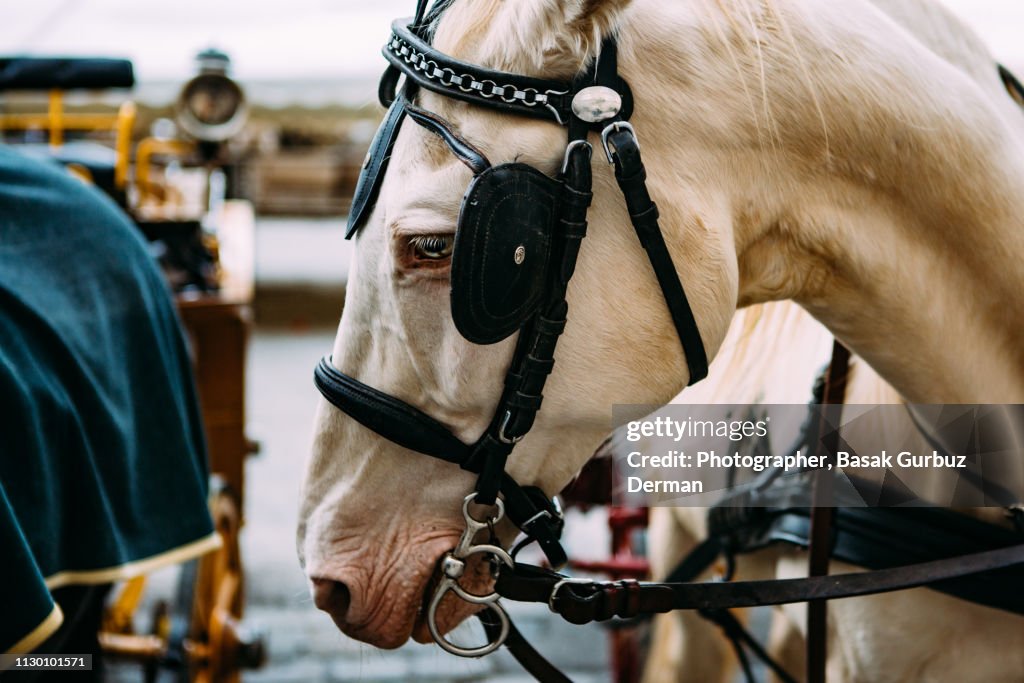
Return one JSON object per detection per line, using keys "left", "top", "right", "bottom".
{"left": 452, "top": 164, "right": 561, "bottom": 344}
{"left": 346, "top": 94, "right": 408, "bottom": 238}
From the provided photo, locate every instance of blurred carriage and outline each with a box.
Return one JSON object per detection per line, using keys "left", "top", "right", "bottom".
{"left": 0, "top": 52, "right": 264, "bottom": 681}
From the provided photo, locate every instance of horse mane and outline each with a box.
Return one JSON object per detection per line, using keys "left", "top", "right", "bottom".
{"left": 429, "top": 0, "right": 1011, "bottom": 161}
{"left": 866, "top": 0, "right": 1000, "bottom": 85}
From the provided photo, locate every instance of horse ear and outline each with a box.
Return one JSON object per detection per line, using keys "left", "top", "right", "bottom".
{"left": 565, "top": 0, "right": 632, "bottom": 45}
{"left": 541, "top": 0, "right": 632, "bottom": 70}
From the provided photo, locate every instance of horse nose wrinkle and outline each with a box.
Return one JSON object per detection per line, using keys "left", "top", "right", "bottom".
{"left": 311, "top": 577, "right": 352, "bottom": 625}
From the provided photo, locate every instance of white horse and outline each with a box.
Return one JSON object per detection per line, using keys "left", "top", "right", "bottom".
{"left": 298, "top": 0, "right": 1024, "bottom": 672}
{"left": 642, "top": 301, "right": 1024, "bottom": 682}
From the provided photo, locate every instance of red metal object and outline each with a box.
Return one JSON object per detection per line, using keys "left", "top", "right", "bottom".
{"left": 561, "top": 458, "right": 650, "bottom": 683}
{"left": 568, "top": 558, "right": 649, "bottom": 578}
{"left": 560, "top": 455, "right": 614, "bottom": 509}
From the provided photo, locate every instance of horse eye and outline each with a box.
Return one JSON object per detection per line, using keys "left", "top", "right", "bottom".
{"left": 411, "top": 235, "right": 454, "bottom": 260}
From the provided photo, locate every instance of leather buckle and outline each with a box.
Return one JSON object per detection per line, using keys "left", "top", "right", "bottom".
{"left": 560, "top": 139, "right": 593, "bottom": 175}
{"left": 600, "top": 121, "right": 638, "bottom": 163}
{"left": 548, "top": 577, "right": 594, "bottom": 613}
{"left": 498, "top": 410, "right": 525, "bottom": 445}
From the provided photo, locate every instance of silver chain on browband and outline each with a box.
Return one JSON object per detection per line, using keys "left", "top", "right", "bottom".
{"left": 427, "top": 493, "right": 514, "bottom": 657}
{"left": 387, "top": 34, "right": 569, "bottom": 121}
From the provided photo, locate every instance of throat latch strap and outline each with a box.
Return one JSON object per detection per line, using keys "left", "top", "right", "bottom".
{"left": 603, "top": 123, "right": 709, "bottom": 384}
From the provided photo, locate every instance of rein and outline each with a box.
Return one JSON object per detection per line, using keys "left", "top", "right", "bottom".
{"left": 314, "top": 3, "right": 1024, "bottom": 680}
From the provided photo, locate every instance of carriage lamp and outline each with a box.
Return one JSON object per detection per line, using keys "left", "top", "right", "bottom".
{"left": 175, "top": 48, "right": 248, "bottom": 143}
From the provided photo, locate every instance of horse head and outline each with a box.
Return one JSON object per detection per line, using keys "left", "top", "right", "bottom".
{"left": 298, "top": 0, "right": 1024, "bottom": 650}
{"left": 296, "top": 0, "right": 742, "bottom": 649}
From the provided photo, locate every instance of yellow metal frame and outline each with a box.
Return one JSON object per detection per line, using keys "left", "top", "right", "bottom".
{"left": 134, "top": 137, "right": 196, "bottom": 204}
{"left": 0, "top": 90, "right": 137, "bottom": 189}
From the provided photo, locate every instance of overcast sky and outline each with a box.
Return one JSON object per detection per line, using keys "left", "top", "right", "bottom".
{"left": 1, "top": 0, "right": 1021, "bottom": 81}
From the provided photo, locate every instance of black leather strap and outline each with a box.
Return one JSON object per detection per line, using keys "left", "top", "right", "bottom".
{"left": 660, "top": 534, "right": 802, "bottom": 683}
{"left": 478, "top": 612, "right": 572, "bottom": 683}
{"left": 465, "top": 138, "right": 593, "bottom": 508}
{"left": 805, "top": 341, "right": 850, "bottom": 683}
{"left": 496, "top": 542, "right": 1024, "bottom": 625}
{"left": 314, "top": 357, "right": 471, "bottom": 464}
{"left": 607, "top": 127, "right": 709, "bottom": 384}
{"left": 506, "top": 481, "right": 567, "bottom": 570}
{"left": 378, "top": 65, "right": 402, "bottom": 108}
{"left": 702, "top": 607, "right": 799, "bottom": 683}
{"left": 385, "top": 20, "right": 574, "bottom": 124}
{"left": 406, "top": 103, "right": 491, "bottom": 174}
{"left": 999, "top": 64, "right": 1024, "bottom": 107}
{"left": 346, "top": 94, "right": 407, "bottom": 238}
{"left": 662, "top": 536, "right": 721, "bottom": 584}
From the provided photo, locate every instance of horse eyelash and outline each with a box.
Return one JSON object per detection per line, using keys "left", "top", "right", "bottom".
{"left": 410, "top": 235, "right": 455, "bottom": 259}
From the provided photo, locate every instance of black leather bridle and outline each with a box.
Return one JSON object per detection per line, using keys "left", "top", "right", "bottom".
{"left": 315, "top": 0, "right": 707, "bottom": 643}
{"left": 314, "top": 3, "right": 1024, "bottom": 681}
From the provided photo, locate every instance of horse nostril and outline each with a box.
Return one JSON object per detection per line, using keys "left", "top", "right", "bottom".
{"left": 311, "top": 578, "right": 351, "bottom": 624}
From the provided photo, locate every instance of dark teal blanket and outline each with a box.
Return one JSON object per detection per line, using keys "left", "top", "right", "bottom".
{"left": 0, "top": 147, "right": 215, "bottom": 653}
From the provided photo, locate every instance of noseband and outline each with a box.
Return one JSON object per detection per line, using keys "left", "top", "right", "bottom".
{"left": 314, "top": 3, "right": 1024, "bottom": 680}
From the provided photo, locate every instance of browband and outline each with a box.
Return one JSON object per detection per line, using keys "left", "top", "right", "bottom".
{"left": 384, "top": 19, "right": 574, "bottom": 124}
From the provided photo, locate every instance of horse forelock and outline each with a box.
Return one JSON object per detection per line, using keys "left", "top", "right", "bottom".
{"left": 430, "top": 0, "right": 632, "bottom": 80}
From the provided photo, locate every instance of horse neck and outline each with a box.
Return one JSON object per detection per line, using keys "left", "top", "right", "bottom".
{"left": 600, "top": 0, "right": 1024, "bottom": 403}
{"left": 735, "top": 136, "right": 1024, "bottom": 403}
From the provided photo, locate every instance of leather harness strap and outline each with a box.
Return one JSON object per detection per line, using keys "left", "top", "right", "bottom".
{"left": 479, "top": 612, "right": 572, "bottom": 683}
{"left": 495, "top": 543, "right": 1024, "bottom": 624}
{"left": 406, "top": 103, "right": 492, "bottom": 174}
{"left": 807, "top": 341, "right": 851, "bottom": 683}
{"left": 606, "top": 126, "right": 709, "bottom": 383}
